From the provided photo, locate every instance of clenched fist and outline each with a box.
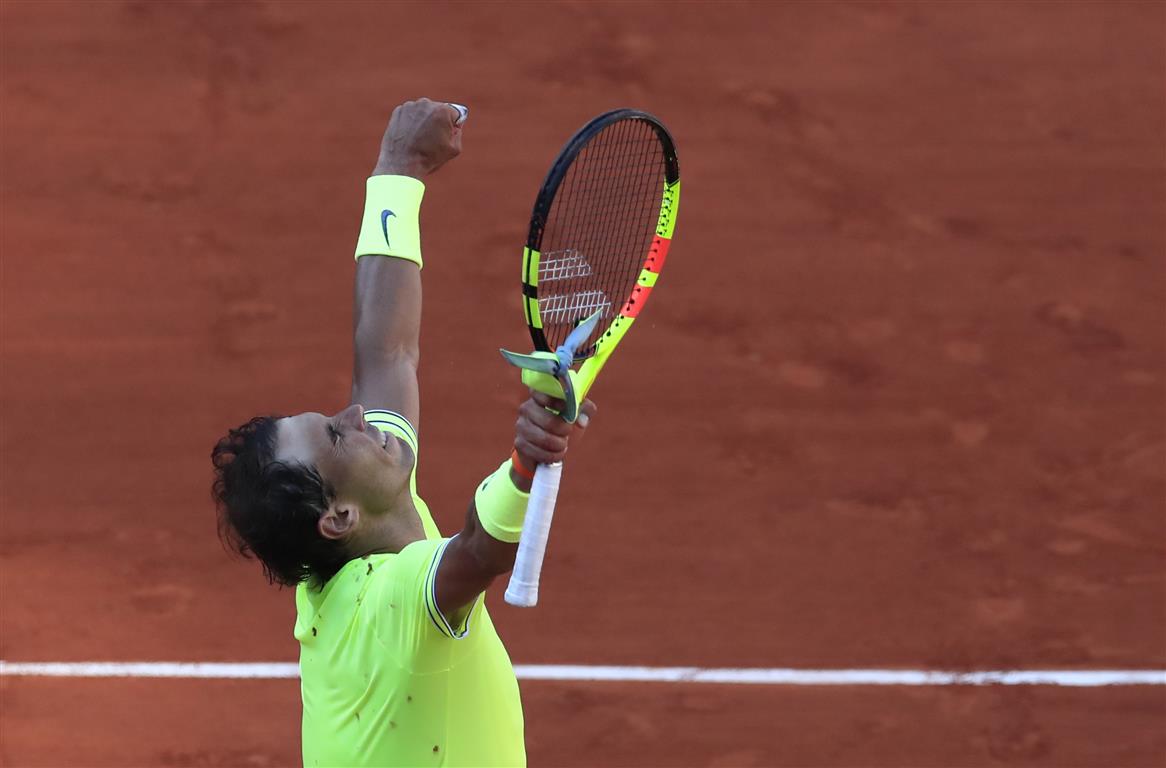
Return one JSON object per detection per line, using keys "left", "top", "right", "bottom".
{"left": 373, "top": 98, "right": 464, "bottom": 179}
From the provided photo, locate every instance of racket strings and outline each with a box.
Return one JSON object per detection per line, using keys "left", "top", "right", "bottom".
{"left": 538, "top": 119, "right": 666, "bottom": 354}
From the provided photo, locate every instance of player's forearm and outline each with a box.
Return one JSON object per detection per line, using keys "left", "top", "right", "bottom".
{"left": 350, "top": 255, "right": 421, "bottom": 413}
{"left": 459, "top": 466, "right": 530, "bottom": 566}
{"left": 466, "top": 502, "right": 521, "bottom": 574}
{"left": 433, "top": 465, "right": 532, "bottom": 612}
{"left": 435, "top": 502, "right": 520, "bottom": 612}
{"left": 353, "top": 255, "right": 421, "bottom": 368}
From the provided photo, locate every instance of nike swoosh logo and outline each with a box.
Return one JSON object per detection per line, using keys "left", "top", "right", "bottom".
{"left": 380, "top": 209, "right": 395, "bottom": 247}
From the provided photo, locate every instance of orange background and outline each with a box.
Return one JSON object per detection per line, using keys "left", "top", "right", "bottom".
{"left": 2, "top": 1, "right": 1163, "bottom": 765}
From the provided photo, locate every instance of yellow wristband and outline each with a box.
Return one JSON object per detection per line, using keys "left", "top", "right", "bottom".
{"left": 354, "top": 175, "right": 425, "bottom": 267}
{"left": 474, "top": 460, "right": 529, "bottom": 543}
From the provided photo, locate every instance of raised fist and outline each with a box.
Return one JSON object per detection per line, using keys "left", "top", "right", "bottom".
{"left": 373, "top": 98, "right": 464, "bottom": 179}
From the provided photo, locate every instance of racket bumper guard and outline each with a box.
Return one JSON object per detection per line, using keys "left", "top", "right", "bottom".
{"left": 500, "top": 309, "right": 603, "bottom": 424}
{"left": 499, "top": 349, "right": 583, "bottom": 423}
{"left": 499, "top": 349, "right": 559, "bottom": 376}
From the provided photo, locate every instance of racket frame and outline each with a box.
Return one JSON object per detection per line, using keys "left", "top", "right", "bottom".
{"left": 505, "top": 109, "right": 680, "bottom": 607}
{"left": 521, "top": 108, "right": 680, "bottom": 397}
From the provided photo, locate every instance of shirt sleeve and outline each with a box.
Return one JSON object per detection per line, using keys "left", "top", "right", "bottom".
{"left": 363, "top": 409, "right": 418, "bottom": 457}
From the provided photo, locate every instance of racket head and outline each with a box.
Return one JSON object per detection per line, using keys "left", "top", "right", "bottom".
{"left": 521, "top": 110, "right": 680, "bottom": 373}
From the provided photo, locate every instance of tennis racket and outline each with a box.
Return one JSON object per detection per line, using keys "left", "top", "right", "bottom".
{"left": 501, "top": 109, "right": 680, "bottom": 607}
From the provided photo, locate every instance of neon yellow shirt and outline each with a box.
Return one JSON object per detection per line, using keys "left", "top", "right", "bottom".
{"left": 295, "top": 410, "right": 525, "bottom": 767}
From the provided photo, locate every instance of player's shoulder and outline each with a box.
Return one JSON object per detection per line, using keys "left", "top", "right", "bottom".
{"left": 359, "top": 538, "right": 445, "bottom": 597}
{"left": 389, "top": 537, "right": 442, "bottom": 573}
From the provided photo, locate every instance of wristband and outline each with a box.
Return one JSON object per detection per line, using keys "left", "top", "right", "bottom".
{"left": 474, "top": 459, "right": 530, "bottom": 543}
{"left": 354, "top": 175, "right": 425, "bottom": 267}
{"left": 510, "top": 448, "right": 536, "bottom": 481}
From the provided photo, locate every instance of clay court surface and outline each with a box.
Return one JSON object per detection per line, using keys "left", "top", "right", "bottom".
{"left": 2, "top": 1, "right": 1164, "bottom": 765}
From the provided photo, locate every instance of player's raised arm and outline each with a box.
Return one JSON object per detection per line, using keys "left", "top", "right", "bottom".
{"left": 350, "top": 99, "right": 463, "bottom": 426}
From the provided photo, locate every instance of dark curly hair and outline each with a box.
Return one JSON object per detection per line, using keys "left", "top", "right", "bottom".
{"left": 211, "top": 415, "right": 351, "bottom": 589}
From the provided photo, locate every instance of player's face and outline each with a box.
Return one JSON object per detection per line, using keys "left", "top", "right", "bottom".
{"left": 274, "top": 405, "right": 413, "bottom": 514}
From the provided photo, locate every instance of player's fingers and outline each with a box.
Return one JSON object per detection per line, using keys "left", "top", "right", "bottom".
{"left": 530, "top": 390, "right": 567, "bottom": 413}
{"left": 445, "top": 102, "right": 468, "bottom": 126}
{"left": 514, "top": 433, "right": 567, "bottom": 465}
{"left": 519, "top": 397, "right": 572, "bottom": 436}
{"left": 562, "top": 399, "right": 596, "bottom": 451}
{"left": 515, "top": 416, "right": 570, "bottom": 453}
{"left": 575, "top": 399, "right": 597, "bottom": 430}
{"left": 515, "top": 414, "right": 569, "bottom": 453}
{"left": 386, "top": 103, "right": 403, "bottom": 129}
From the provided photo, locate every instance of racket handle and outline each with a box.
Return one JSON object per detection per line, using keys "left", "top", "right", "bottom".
{"left": 504, "top": 461, "right": 563, "bottom": 607}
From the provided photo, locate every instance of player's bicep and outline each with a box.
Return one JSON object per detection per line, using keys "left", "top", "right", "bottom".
{"left": 433, "top": 533, "right": 494, "bottom": 630}
{"left": 426, "top": 537, "right": 484, "bottom": 639}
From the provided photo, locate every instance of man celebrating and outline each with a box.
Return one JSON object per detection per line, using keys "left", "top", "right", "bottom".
{"left": 211, "top": 98, "right": 594, "bottom": 767}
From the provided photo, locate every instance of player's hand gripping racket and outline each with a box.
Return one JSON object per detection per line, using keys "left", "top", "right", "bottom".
{"left": 501, "top": 109, "right": 680, "bottom": 607}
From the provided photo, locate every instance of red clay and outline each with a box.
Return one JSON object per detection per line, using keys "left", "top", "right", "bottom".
{"left": 2, "top": 1, "right": 1163, "bottom": 766}
{"left": 2, "top": 679, "right": 1164, "bottom": 767}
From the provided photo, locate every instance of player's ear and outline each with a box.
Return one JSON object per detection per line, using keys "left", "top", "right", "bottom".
{"left": 318, "top": 504, "right": 359, "bottom": 540}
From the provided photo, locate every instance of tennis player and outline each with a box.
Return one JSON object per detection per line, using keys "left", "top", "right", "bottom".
{"left": 211, "top": 98, "right": 595, "bottom": 767}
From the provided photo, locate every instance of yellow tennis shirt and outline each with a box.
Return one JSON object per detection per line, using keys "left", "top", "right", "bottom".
{"left": 295, "top": 409, "right": 525, "bottom": 767}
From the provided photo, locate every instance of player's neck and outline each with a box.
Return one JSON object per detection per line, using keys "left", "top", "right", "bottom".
{"left": 357, "top": 494, "right": 425, "bottom": 555}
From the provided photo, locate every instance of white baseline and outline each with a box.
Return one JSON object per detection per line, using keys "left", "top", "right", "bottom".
{"left": 0, "top": 662, "right": 1162, "bottom": 687}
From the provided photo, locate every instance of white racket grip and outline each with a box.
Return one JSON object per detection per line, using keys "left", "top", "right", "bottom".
{"left": 504, "top": 462, "right": 563, "bottom": 607}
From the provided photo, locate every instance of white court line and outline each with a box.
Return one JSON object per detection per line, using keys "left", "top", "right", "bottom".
{"left": 0, "top": 662, "right": 1162, "bottom": 686}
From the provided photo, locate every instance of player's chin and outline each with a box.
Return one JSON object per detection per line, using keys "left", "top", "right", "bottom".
{"left": 377, "top": 451, "right": 401, "bottom": 475}
{"left": 380, "top": 444, "right": 415, "bottom": 479}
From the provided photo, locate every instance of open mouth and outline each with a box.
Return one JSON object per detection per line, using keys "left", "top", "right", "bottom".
{"left": 367, "top": 423, "right": 390, "bottom": 451}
